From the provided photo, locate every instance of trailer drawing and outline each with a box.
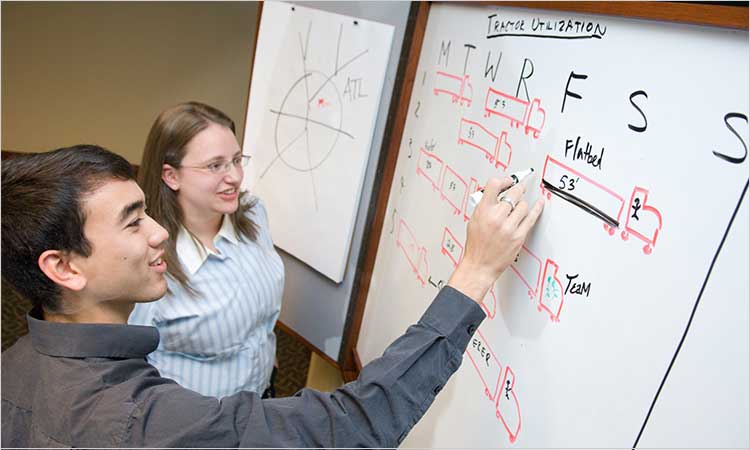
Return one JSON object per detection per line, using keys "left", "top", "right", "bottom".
{"left": 434, "top": 71, "right": 473, "bottom": 107}
{"left": 416, "top": 147, "right": 443, "bottom": 191}
{"left": 440, "top": 226, "right": 464, "bottom": 267}
{"left": 510, "top": 245, "right": 544, "bottom": 300}
{"left": 538, "top": 259, "right": 565, "bottom": 322}
{"left": 541, "top": 156, "right": 663, "bottom": 254}
{"left": 395, "top": 218, "right": 429, "bottom": 286}
{"left": 621, "top": 186, "right": 663, "bottom": 255}
{"left": 496, "top": 366, "right": 521, "bottom": 444}
{"left": 465, "top": 328, "right": 522, "bottom": 444}
{"left": 457, "top": 117, "right": 513, "bottom": 170}
{"left": 440, "top": 165, "right": 470, "bottom": 216}
{"left": 510, "top": 245, "right": 566, "bottom": 322}
{"left": 484, "top": 87, "right": 546, "bottom": 138}
{"left": 437, "top": 225, "right": 496, "bottom": 318}
{"left": 416, "top": 159, "right": 476, "bottom": 220}
{"left": 540, "top": 155, "right": 625, "bottom": 235}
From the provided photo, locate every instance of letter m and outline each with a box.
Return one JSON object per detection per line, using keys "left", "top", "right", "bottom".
{"left": 438, "top": 40, "right": 451, "bottom": 67}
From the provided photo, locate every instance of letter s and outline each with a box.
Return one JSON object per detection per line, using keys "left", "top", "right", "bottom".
{"left": 713, "top": 112, "right": 748, "bottom": 164}
{"left": 627, "top": 90, "right": 648, "bottom": 133}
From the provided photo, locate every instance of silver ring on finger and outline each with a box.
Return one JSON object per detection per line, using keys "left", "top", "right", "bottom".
{"left": 498, "top": 195, "right": 517, "bottom": 213}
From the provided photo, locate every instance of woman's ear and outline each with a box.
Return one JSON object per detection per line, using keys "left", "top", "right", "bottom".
{"left": 38, "top": 250, "right": 87, "bottom": 292}
{"left": 162, "top": 164, "right": 180, "bottom": 191}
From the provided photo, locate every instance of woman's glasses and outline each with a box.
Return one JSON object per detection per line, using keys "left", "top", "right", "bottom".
{"left": 180, "top": 155, "right": 251, "bottom": 175}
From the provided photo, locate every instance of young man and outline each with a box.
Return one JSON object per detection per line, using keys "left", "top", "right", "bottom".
{"left": 1, "top": 145, "right": 543, "bottom": 447}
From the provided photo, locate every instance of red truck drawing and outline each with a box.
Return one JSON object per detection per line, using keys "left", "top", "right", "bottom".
{"left": 510, "top": 245, "right": 543, "bottom": 300}
{"left": 538, "top": 259, "right": 565, "bottom": 322}
{"left": 440, "top": 226, "right": 464, "bottom": 268}
{"left": 484, "top": 87, "right": 545, "bottom": 139}
{"left": 395, "top": 218, "right": 429, "bottom": 286}
{"left": 434, "top": 71, "right": 473, "bottom": 107}
{"left": 621, "top": 186, "right": 663, "bottom": 255}
{"left": 541, "top": 155, "right": 662, "bottom": 254}
{"left": 510, "top": 245, "right": 565, "bottom": 322}
{"left": 438, "top": 224, "right": 497, "bottom": 319}
{"left": 440, "top": 165, "right": 469, "bottom": 216}
{"left": 465, "top": 328, "right": 522, "bottom": 444}
{"left": 458, "top": 117, "right": 513, "bottom": 170}
{"left": 416, "top": 147, "right": 443, "bottom": 192}
{"left": 416, "top": 158, "right": 475, "bottom": 220}
{"left": 496, "top": 366, "right": 521, "bottom": 444}
{"left": 540, "top": 155, "right": 626, "bottom": 236}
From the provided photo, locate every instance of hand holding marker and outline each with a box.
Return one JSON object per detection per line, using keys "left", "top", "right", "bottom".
{"left": 467, "top": 168, "right": 535, "bottom": 215}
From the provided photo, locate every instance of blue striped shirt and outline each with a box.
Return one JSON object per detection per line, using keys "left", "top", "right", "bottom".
{"left": 129, "top": 198, "right": 284, "bottom": 398}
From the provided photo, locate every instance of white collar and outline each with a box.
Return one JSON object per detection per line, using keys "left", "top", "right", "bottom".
{"left": 176, "top": 215, "right": 239, "bottom": 275}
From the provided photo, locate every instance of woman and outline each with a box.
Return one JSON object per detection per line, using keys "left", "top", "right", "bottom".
{"left": 129, "top": 102, "right": 284, "bottom": 398}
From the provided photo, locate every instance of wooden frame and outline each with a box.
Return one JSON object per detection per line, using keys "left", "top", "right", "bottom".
{"left": 339, "top": 1, "right": 748, "bottom": 381}
{"left": 242, "top": 2, "right": 346, "bottom": 371}
{"left": 494, "top": 1, "right": 748, "bottom": 29}
{"left": 241, "top": 1, "right": 264, "bottom": 145}
{"left": 339, "top": 1, "right": 432, "bottom": 381}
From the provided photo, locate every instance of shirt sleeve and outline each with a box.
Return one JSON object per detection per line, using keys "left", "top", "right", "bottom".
{"left": 125, "top": 286, "right": 485, "bottom": 448}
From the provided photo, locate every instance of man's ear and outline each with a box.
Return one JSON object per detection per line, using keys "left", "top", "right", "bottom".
{"left": 162, "top": 164, "right": 180, "bottom": 191}
{"left": 38, "top": 250, "right": 87, "bottom": 292}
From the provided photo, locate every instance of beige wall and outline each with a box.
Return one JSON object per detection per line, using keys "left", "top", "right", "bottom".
{"left": 2, "top": 1, "right": 260, "bottom": 163}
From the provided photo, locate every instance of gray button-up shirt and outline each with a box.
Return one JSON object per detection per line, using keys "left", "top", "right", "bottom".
{"left": 2, "top": 286, "right": 485, "bottom": 448}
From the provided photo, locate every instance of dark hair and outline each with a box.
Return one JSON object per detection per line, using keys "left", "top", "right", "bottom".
{"left": 1, "top": 145, "right": 135, "bottom": 311}
{"left": 139, "top": 101, "right": 258, "bottom": 295}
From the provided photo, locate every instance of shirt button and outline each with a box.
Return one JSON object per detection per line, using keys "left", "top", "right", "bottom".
{"left": 433, "top": 384, "right": 443, "bottom": 395}
{"left": 467, "top": 324, "right": 476, "bottom": 335}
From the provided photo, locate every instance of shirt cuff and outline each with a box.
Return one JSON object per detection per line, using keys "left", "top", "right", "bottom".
{"left": 418, "top": 285, "right": 486, "bottom": 352}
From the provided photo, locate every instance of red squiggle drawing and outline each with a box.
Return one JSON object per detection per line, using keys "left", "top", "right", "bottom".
{"left": 416, "top": 147, "right": 443, "bottom": 192}
{"left": 457, "top": 117, "right": 513, "bottom": 170}
{"left": 484, "top": 87, "right": 545, "bottom": 139}
{"left": 465, "top": 329, "right": 522, "bottom": 443}
{"left": 621, "top": 186, "right": 663, "bottom": 255}
{"left": 395, "top": 218, "right": 429, "bottom": 286}
{"left": 434, "top": 71, "right": 473, "bottom": 107}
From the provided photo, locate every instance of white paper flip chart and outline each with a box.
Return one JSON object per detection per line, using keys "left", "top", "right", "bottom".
{"left": 242, "top": 1, "right": 394, "bottom": 282}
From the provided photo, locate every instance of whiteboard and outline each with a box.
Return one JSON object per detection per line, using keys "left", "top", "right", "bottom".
{"left": 357, "top": 3, "right": 749, "bottom": 448}
{"left": 242, "top": 1, "right": 394, "bottom": 282}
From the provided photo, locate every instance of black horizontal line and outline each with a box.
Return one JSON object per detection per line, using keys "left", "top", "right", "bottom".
{"left": 486, "top": 33, "right": 602, "bottom": 40}
{"left": 542, "top": 179, "right": 619, "bottom": 228}
{"left": 269, "top": 109, "right": 354, "bottom": 139}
